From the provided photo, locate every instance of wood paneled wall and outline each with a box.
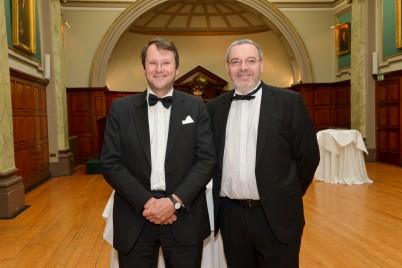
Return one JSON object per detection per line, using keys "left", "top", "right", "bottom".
{"left": 290, "top": 80, "right": 351, "bottom": 131}
{"left": 67, "top": 87, "right": 134, "bottom": 164}
{"left": 10, "top": 69, "right": 51, "bottom": 191}
{"left": 375, "top": 70, "right": 402, "bottom": 166}
{"left": 67, "top": 82, "right": 351, "bottom": 165}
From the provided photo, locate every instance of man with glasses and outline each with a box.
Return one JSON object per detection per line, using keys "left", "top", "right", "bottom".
{"left": 101, "top": 38, "right": 216, "bottom": 268}
{"left": 207, "top": 39, "right": 319, "bottom": 267}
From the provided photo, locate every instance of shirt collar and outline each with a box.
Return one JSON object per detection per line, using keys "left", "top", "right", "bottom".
{"left": 234, "top": 81, "right": 262, "bottom": 96}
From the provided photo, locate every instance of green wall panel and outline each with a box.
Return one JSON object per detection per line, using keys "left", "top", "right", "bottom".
{"left": 3, "top": 0, "right": 41, "bottom": 62}
{"left": 383, "top": 0, "right": 402, "bottom": 58}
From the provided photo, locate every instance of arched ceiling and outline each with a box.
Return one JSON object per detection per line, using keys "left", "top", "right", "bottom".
{"left": 89, "top": 0, "right": 317, "bottom": 87}
{"left": 62, "top": 0, "right": 342, "bottom": 9}
{"left": 128, "top": 0, "right": 269, "bottom": 36}
{"left": 61, "top": 0, "right": 345, "bottom": 35}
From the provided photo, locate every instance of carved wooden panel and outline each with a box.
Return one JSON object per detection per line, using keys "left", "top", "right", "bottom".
{"left": 334, "top": 108, "right": 350, "bottom": 126}
{"left": 106, "top": 92, "right": 134, "bottom": 114}
{"left": 70, "top": 115, "right": 91, "bottom": 133}
{"left": 174, "top": 66, "right": 227, "bottom": 102}
{"left": 291, "top": 81, "right": 351, "bottom": 131}
{"left": 10, "top": 69, "right": 51, "bottom": 191}
{"left": 333, "top": 86, "right": 350, "bottom": 128}
{"left": 377, "top": 130, "right": 388, "bottom": 151}
{"left": 297, "top": 88, "right": 314, "bottom": 119}
{"left": 314, "top": 109, "right": 332, "bottom": 128}
{"left": 92, "top": 94, "right": 105, "bottom": 154}
{"left": 378, "top": 106, "right": 388, "bottom": 127}
{"left": 388, "top": 83, "right": 399, "bottom": 101}
{"left": 375, "top": 75, "right": 401, "bottom": 166}
{"left": 389, "top": 105, "right": 399, "bottom": 127}
{"left": 314, "top": 88, "right": 332, "bottom": 106}
{"left": 66, "top": 88, "right": 140, "bottom": 164}
{"left": 377, "top": 83, "right": 388, "bottom": 102}
{"left": 67, "top": 88, "right": 106, "bottom": 164}
{"left": 389, "top": 132, "right": 400, "bottom": 153}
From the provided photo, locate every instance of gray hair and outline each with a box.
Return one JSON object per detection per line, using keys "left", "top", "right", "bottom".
{"left": 225, "top": 39, "right": 264, "bottom": 62}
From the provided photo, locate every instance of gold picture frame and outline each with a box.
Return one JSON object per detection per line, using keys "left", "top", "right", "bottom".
{"left": 12, "top": 0, "right": 36, "bottom": 54}
{"left": 335, "top": 23, "right": 350, "bottom": 56}
{"left": 396, "top": 0, "right": 402, "bottom": 48}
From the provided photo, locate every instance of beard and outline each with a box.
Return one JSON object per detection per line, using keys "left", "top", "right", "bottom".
{"left": 232, "top": 72, "right": 260, "bottom": 93}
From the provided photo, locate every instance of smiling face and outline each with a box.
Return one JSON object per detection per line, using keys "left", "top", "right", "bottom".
{"left": 144, "top": 43, "right": 179, "bottom": 96}
{"left": 226, "top": 43, "right": 263, "bottom": 94}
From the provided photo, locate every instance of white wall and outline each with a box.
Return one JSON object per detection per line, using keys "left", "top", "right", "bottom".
{"left": 62, "top": 7, "right": 337, "bottom": 89}
{"left": 281, "top": 9, "right": 337, "bottom": 83}
{"left": 62, "top": 9, "right": 123, "bottom": 88}
{"left": 106, "top": 32, "right": 294, "bottom": 92}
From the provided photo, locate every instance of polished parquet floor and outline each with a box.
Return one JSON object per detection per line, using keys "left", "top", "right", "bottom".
{"left": 0, "top": 162, "right": 401, "bottom": 267}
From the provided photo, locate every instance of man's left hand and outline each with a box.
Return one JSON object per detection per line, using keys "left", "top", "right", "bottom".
{"left": 143, "top": 197, "right": 176, "bottom": 224}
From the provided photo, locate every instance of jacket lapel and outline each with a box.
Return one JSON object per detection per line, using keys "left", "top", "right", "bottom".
{"left": 131, "top": 91, "right": 152, "bottom": 165}
{"left": 256, "top": 84, "right": 276, "bottom": 164}
{"left": 165, "top": 90, "right": 186, "bottom": 158}
{"left": 217, "top": 92, "right": 233, "bottom": 170}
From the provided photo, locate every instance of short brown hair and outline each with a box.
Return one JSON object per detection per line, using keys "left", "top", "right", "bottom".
{"left": 140, "top": 38, "right": 180, "bottom": 69}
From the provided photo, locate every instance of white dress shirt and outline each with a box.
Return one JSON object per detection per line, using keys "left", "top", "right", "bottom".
{"left": 220, "top": 84, "right": 262, "bottom": 200}
{"left": 147, "top": 88, "right": 173, "bottom": 191}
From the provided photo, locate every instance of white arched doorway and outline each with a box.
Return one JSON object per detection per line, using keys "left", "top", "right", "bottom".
{"left": 90, "top": 0, "right": 312, "bottom": 87}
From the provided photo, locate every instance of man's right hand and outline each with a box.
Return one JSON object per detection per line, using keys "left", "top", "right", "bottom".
{"left": 143, "top": 197, "right": 177, "bottom": 224}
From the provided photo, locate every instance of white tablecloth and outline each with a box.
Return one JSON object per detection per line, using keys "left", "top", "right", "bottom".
{"left": 102, "top": 181, "right": 227, "bottom": 268}
{"left": 314, "top": 129, "right": 373, "bottom": 185}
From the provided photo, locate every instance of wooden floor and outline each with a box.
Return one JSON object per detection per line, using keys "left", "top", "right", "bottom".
{"left": 0, "top": 162, "right": 401, "bottom": 267}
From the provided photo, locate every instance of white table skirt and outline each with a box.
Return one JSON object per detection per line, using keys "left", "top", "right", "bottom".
{"left": 102, "top": 181, "right": 228, "bottom": 268}
{"left": 314, "top": 129, "right": 373, "bottom": 185}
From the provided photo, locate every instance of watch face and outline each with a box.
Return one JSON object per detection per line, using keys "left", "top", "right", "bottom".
{"left": 174, "top": 202, "right": 181, "bottom": 209}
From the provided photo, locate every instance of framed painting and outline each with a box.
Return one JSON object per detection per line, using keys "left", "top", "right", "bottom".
{"left": 396, "top": 0, "right": 402, "bottom": 48}
{"left": 335, "top": 23, "right": 350, "bottom": 56}
{"left": 12, "top": 0, "right": 36, "bottom": 54}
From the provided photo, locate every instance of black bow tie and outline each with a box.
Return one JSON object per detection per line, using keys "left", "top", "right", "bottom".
{"left": 231, "top": 85, "right": 262, "bottom": 101}
{"left": 148, "top": 94, "right": 173, "bottom": 108}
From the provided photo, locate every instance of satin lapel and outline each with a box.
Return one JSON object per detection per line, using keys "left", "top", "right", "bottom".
{"left": 131, "top": 91, "right": 151, "bottom": 165}
{"left": 256, "top": 85, "right": 276, "bottom": 164}
{"left": 165, "top": 91, "right": 186, "bottom": 159}
{"left": 217, "top": 92, "right": 233, "bottom": 170}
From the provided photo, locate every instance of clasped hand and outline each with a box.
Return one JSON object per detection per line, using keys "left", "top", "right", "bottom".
{"left": 143, "top": 197, "right": 177, "bottom": 225}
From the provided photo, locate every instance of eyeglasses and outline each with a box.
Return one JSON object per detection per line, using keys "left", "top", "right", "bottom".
{"left": 227, "top": 58, "right": 261, "bottom": 67}
{"left": 146, "top": 61, "right": 174, "bottom": 68}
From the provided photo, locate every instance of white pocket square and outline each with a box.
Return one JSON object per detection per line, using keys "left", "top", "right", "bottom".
{"left": 182, "top": 115, "right": 194, "bottom": 124}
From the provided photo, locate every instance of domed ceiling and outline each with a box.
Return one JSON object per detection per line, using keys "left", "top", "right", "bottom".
{"left": 61, "top": 0, "right": 342, "bottom": 34}
{"left": 128, "top": 0, "right": 270, "bottom": 36}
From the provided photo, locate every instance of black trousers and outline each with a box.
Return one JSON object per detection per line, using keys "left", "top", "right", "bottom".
{"left": 219, "top": 197, "right": 301, "bottom": 268}
{"left": 118, "top": 221, "right": 203, "bottom": 268}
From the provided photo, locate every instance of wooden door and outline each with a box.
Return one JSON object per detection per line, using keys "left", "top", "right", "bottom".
{"left": 376, "top": 79, "right": 401, "bottom": 165}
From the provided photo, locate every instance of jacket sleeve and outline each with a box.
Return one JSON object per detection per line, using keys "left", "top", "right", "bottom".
{"left": 100, "top": 100, "right": 152, "bottom": 215}
{"left": 290, "top": 93, "right": 320, "bottom": 195}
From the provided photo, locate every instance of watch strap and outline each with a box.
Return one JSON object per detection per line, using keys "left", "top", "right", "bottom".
{"left": 168, "top": 195, "right": 182, "bottom": 210}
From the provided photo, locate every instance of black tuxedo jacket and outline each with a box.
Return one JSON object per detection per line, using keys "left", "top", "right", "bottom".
{"left": 207, "top": 82, "right": 319, "bottom": 244}
{"left": 101, "top": 90, "right": 216, "bottom": 254}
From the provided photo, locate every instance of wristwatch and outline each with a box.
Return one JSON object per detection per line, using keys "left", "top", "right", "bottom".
{"left": 168, "top": 195, "right": 182, "bottom": 210}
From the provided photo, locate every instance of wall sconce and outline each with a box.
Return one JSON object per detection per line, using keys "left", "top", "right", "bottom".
{"left": 64, "top": 20, "right": 71, "bottom": 28}
{"left": 330, "top": 23, "right": 341, "bottom": 29}
{"left": 290, "top": 79, "right": 302, "bottom": 87}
